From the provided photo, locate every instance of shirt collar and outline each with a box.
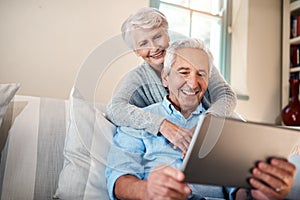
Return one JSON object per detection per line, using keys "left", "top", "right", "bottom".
{"left": 162, "top": 96, "right": 204, "bottom": 117}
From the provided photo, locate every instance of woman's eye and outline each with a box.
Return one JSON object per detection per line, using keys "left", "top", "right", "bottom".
{"left": 154, "top": 34, "right": 161, "bottom": 39}
{"left": 139, "top": 41, "right": 147, "bottom": 47}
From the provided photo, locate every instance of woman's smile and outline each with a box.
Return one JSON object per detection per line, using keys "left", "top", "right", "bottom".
{"left": 148, "top": 49, "right": 166, "bottom": 59}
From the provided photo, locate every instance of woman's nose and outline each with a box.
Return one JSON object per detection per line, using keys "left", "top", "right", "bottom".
{"left": 149, "top": 40, "right": 159, "bottom": 49}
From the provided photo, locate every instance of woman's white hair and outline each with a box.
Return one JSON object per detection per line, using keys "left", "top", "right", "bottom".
{"left": 163, "top": 38, "right": 214, "bottom": 77}
{"left": 121, "top": 7, "right": 169, "bottom": 49}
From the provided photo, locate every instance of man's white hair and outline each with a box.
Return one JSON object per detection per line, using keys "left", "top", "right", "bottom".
{"left": 163, "top": 38, "right": 214, "bottom": 77}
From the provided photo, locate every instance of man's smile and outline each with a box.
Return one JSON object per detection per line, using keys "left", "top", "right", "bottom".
{"left": 181, "top": 88, "right": 200, "bottom": 96}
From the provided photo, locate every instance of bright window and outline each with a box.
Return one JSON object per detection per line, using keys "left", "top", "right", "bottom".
{"left": 150, "top": 0, "right": 231, "bottom": 82}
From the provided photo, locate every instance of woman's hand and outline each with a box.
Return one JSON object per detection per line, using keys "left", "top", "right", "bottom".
{"left": 159, "top": 120, "right": 194, "bottom": 157}
{"left": 245, "top": 158, "right": 296, "bottom": 200}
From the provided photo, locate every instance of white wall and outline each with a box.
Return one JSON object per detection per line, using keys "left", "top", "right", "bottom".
{"left": 231, "top": 0, "right": 282, "bottom": 124}
{"left": 1, "top": 0, "right": 283, "bottom": 123}
{"left": 0, "top": 0, "right": 147, "bottom": 103}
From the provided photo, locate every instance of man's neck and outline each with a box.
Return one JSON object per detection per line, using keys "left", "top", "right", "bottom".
{"left": 166, "top": 96, "right": 194, "bottom": 119}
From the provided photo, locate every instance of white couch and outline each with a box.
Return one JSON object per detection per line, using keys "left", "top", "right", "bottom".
{"left": 0, "top": 94, "right": 300, "bottom": 200}
{"left": 0, "top": 93, "right": 114, "bottom": 200}
{"left": 0, "top": 95, "right": 68, "bottom": 199}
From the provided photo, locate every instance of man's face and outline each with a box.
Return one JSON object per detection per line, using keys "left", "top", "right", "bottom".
{"left": 131, "top": 27, "right": 170, "bottom": 73}
{"left": 162, "top": 48, "right": 209, "bottom": 118}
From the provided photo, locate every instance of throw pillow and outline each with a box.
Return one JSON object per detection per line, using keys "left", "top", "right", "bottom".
{"left": 0, "top": 83, "right": 20, "bottom": 127}
{"left": 54, "top": 87, "right": 115, "bottom": 199}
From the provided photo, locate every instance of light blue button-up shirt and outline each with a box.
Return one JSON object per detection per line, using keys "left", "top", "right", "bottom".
{"left": 105, "top": 96, "right": 235, "bottom": 199}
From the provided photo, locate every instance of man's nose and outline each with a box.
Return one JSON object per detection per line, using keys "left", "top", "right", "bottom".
{"left": 187, "top": 74, "right": 199, "bottom": 89}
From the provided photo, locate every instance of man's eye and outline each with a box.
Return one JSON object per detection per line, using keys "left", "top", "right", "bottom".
{"left": 198, "top": 72, "right": 207, "bottom": 77}
{"left": 178, "top": 70, "right": 189, "bottom": 75}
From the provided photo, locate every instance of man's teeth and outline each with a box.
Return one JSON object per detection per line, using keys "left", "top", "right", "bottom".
{"left": 182, "top": 90, "right": 198, "bottom": 95}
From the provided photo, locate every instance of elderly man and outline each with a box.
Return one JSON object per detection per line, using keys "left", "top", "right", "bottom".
{"left": 105, "top": 38, "right": 296, "bottom": 200}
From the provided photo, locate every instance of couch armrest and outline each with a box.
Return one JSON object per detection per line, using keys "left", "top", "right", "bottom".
{"left": 0, "top": 95, "right": 67, "bottom": 200}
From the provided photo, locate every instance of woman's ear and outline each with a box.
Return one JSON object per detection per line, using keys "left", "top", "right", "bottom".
{"left": 133, "top": 50, "right": 140, "bottom": 57}
{"left": 161, "top": 70, "right": 168, "bottom": 88}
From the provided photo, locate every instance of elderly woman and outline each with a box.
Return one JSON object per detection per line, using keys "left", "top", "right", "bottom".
{"left": 106, "top": 7, "right": 237, "bottom": 155}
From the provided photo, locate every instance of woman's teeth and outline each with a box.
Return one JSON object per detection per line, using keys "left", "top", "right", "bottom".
{"left": 151, "top": 51, "right": 163, "bottom": 58}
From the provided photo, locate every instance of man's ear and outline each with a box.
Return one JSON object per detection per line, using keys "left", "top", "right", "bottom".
{"left": 161, "top": 70, "right": 168, "bottom": 87}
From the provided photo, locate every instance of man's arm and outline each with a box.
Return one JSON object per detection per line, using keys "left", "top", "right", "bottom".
{"left": 105, "top": 126, "right": 146, "bottom": 199}
{"left": 114, "top": 175, "right": 147, "bottom": 199}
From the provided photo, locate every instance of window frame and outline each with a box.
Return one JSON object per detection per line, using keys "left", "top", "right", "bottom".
{"left": 150, "top": 0, "right": 232, "bottom": 83}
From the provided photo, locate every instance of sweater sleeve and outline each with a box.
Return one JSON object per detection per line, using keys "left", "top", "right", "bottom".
{"left": 106, "top": 65, "right": 166, "bottom": 135}
{"left": 205, "top": 65, "right": 237, "bottom": 117}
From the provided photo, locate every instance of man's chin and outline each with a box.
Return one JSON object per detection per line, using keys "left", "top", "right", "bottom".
{"left": 181, "top": 101, "right": 199, "bottom": 110}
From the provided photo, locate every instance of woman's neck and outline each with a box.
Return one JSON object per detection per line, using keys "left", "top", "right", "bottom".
{"left": 149, "top": 63, "right": 163, "bottom": 77}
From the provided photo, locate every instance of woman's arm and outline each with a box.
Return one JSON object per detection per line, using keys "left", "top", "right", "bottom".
{"left": 204, "top": 65, "right": 237, "bottom": 117}
{"left": 106, "top": 64, "right": 193, "bottom": 155}
{"left": 106, "top": 64, "right": 167, "bottom": 134}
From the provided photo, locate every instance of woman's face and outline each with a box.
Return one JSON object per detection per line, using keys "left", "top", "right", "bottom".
{"left": 131, "top": 27, "right": 170, "bottom": 72}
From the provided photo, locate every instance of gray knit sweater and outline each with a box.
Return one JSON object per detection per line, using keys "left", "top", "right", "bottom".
{"left": 106, "top": 62, "right": 237, "bottom": 134}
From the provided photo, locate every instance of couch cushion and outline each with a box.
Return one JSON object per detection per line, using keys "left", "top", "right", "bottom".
{"left": 0, "top": 95, "right": 67, "bottom": 200}
{"left": 55, "top": 87, "right": 115, "bottom": 199}
{"left": 0, "top": 83, "right": 20, "bottom": 128}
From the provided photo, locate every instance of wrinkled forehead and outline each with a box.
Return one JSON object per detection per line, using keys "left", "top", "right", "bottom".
{"left": 173, "top": 48, "right": 209, "bottom": 70}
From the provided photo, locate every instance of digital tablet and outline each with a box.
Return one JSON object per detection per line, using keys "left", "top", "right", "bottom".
{"left": 181, "top": 114, "right": 300, "bottom": 188}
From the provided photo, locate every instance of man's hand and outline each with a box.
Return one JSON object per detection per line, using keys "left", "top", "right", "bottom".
{"left": 246, "top": 158, "right": 296, "bottom": 200}
{"left": 159, "top": 120, "right": 194, "bottom": 157}
{"left": 145, "top": 165, "right": 191, "bottom": 200}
